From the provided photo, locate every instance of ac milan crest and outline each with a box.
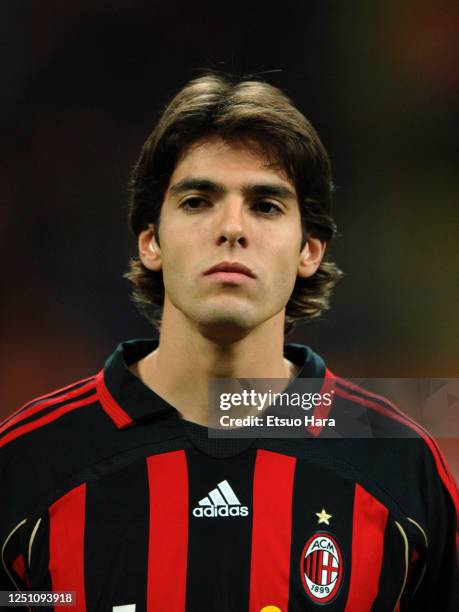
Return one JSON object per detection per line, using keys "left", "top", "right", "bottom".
{"left": 300, "top": 533, "right": 344, "bottom": 604}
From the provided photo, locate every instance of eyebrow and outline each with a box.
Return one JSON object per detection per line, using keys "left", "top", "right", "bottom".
{"left": 170, "top": 178, "right": 225, "bottom": 197}
{"left": 169, "top": 177, "right": 297, "bottom": 201}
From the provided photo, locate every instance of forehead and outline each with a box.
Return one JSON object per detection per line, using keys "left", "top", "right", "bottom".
{"left": 168, "top": 137, "right": 296, "bottom": 192}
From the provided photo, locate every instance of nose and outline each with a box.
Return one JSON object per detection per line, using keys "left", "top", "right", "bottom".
{"left": 215, "top": 199, "right": 248, "bottom": 248}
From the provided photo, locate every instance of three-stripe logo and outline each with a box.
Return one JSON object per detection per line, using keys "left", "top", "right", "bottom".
{"left": 192, "top": 480, "right": 249, "bottom": 518}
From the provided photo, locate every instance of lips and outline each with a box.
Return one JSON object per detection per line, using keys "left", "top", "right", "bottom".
{"left": 204, "top": 261, "right": 256, "bottom": 278}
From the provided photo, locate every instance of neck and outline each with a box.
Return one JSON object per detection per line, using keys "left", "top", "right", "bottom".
{"left": 130, "top": 303, "right": 298, "bottom": 426}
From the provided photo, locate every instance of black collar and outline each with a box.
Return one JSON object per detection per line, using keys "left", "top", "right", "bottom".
{"left": 96, "top": 338, "right": 326, "bottom": 429}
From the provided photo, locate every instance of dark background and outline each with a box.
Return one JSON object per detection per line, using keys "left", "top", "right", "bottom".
{"left": 1, "top": 1, "right": 457, "bottom": 473}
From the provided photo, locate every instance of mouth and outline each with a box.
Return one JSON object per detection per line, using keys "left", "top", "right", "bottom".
{"left": 203, "top": 261, "right": 256, "bottom": 284}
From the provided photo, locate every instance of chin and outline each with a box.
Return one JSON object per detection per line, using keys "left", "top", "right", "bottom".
{"left": 195, "top": 310, "right": 256, "bottom": 344}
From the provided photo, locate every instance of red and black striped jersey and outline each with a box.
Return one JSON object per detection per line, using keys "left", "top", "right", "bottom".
{"left": 1, "top": 339, "right": 458, "bottom": 611}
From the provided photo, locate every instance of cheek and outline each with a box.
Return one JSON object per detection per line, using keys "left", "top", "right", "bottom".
{"left": 272, "top": 241, "right": 301, "bottom": 282}
{"left": 261, "top": 249, "right": 300, "bottom": 311}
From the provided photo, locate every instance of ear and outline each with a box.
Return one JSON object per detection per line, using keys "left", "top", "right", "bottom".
{"left": 297, "top": 236, "right": 327, "bottom": 279}
{"left": 138, "top": 225, "right": 162, "bottom": 272}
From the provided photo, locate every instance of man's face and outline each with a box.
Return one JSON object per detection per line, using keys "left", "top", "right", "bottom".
{"left": 140, "top": 137, "right": 323, "bottom": 340}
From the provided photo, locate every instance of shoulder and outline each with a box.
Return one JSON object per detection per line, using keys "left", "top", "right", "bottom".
{"left": 329, "top": 373, "right": 459, "bottom": 516}
{"left": 0, "top": 374, "right": 101, "bottom": 452}
{"left": 0, "top": 367, "right": 144, "bottom": 541}
{"left": 0, "top": 374, "right": 102, "bottom": 541}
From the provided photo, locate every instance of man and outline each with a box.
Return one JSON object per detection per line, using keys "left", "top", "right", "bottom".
{"left": 1, "top": 74, "right": 458, "bottom": 611}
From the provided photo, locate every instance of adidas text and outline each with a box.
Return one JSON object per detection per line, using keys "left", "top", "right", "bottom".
{"left": 193, "top": 505, "right": 249, "bottom": 518}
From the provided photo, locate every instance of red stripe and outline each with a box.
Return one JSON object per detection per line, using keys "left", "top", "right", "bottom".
{"left": 249, "top": 450, "right": 296, "bottom": 612}
{"left": 95, "top": 371, "right": 133, "bottom": 429}
{"left": 344, "top": 483, "right": 389, "bottom": 611}
{"left": 335, "top": 382, "right": 459, "bottom": 523}
{"left": 306, "top": 552, "right": 310, "bottom": 577}
{"left": 147, "top": 451, "right": 188, "bottom": 612}
{"left": 0, "top": 379, "right": 97, "bottom": 436}
{"left": 0, "top": 394, "right": 98, "bottom": 449}
{"left": 49, "top": 483, "right": 86, "bottom": 611}
{"left": 0, "top": 376, "right": 96, "bottom": 429}
{"left": 307, "top": 368, "right": 337, "bottom": 437}
{"left": 12, "top": 554, "right": 29, "bottom": 587}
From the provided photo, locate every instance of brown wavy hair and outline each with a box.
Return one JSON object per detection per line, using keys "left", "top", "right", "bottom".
{"left": 126, "top": 73, "right": 343, "bottom": 334}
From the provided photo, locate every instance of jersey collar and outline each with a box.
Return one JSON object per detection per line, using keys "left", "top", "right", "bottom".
{"left": 96, "top": 338, "right": 327, "bottom": 429}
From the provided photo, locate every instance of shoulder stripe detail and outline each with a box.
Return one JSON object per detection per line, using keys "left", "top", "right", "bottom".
{"left": 0, "top": 393, "right": 98, "bottom": 449}
{"left": 95, "top": 371, "right": 133, "bottom": 429}
{"left": 335, "top": 376, "right": 451, "bottom": 476}
{"left": 1, "top": 376, "right": 96, "bottom": 428}
{"left": 336, "top": 376, "right": 422, "bottom": 428}
{"left": 307, "top": 368, "right": 336, "bottom": 437}
{"left": 334, "top": 382, "right": 459, "bottom": 520}
{"left": 0, "top": 378, "right": 97, "bottom": 437}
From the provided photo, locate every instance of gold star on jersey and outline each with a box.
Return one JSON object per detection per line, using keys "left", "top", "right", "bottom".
{"left": 315, "top": 508, "right": 332, "bottom": 525}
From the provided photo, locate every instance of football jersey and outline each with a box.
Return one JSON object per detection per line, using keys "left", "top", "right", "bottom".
{"left": 1, "top": 339, "right": 458, "bottom": 611}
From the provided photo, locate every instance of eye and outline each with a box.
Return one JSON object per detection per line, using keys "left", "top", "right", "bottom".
{"left": 252, "top": 201, "right": 283, "bottom": 216}
{"left": 180, "top": 197, "right": 211, "bottom": 211}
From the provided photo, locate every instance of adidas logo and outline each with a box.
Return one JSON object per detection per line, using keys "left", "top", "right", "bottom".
{"left": 192, "top": 480, "right": 249, "bottom": 518}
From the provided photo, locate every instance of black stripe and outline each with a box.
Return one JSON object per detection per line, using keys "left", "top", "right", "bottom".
{"left": 84, "top": 459, "right": 149, "bottom": 612}
{"left": 185, "top": 448, "right": 255, "bottom": 612}
{"left": 288, "top": 457, "right": 354, "bottom": 611}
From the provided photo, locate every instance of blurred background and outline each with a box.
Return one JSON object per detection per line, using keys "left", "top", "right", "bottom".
{"left": 1, "top": 1, "right": 457, "bottom": 474}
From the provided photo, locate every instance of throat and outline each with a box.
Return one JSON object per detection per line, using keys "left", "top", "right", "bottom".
{"left": 129, "top": 350, "right": 300, "bottom": 428}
